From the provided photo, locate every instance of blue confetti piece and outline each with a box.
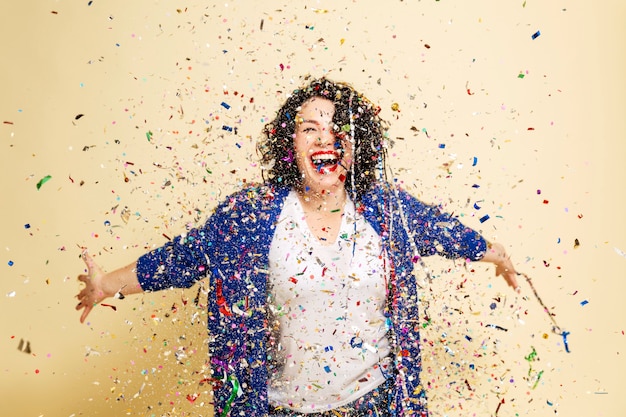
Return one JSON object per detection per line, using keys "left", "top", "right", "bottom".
{"left": 221, "top": 102, "right": 231, "bottom": 110}
{"left": 580, "top": 299, "right": 589, "bottom": 306}
{"left": 8, "top": 260, "right": 14, "bottom": 266}
{"left": 222, "top": 126, "right": 233, "bottom": 132}
{"left": 24, "top": 224, "right": 31, "bottom": 229}
{"left": 438, "top": 143, "right": 445, "bottom": 149}
{"left": 532, "top": 30, "right": 541, "bottom": 40}
{"left": 479, "top": 214, "right": 490, "bottom": 223}
{"left": 561, "top": 330, "right": 571, "bottom": 353}
{"left": 472, "top": 156, "right": 478, "bottom": 166}
{"left": 473, "top": 202, "right": 481, "bottom": 210}
{"left": 324, "top": 365, "right": 331, "bottom": 373}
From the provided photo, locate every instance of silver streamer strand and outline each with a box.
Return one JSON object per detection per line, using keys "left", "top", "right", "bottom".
{"left": 518, "top": 271, "right": 571, "bottom": 352}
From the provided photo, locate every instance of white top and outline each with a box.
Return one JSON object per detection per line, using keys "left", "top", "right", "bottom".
{"left": 267, "top": 191, "right": 391, "bottom": 413}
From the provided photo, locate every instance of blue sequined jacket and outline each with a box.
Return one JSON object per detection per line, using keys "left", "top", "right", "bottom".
{"left": 136, "top": 183, "right": 487, "bottom": 416}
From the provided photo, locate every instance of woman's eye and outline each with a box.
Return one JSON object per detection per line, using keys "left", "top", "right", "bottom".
{"left": 302, "top": 127, "right": 316, "bottom": 133}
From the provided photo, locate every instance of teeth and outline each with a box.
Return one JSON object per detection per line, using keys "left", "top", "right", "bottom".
{"left": 311, "top": 155, "right": 338, "bottom": 165}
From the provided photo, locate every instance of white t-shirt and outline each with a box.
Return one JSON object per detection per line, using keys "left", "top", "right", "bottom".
{"left": 267, "top": 191, "right": 391, "bottom": 413}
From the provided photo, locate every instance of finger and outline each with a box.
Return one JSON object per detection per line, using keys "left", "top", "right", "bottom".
{"left": 508, "top": 273, "right": 521, "bottom": 293}
{"left": 82, "top": 251, "right": 96, "bottom": 272}
{"left": 77, "top": 274, "right": 89, "bottom": 284}
{"left": 80, "top": 304, "right": 93, "bottom": 323}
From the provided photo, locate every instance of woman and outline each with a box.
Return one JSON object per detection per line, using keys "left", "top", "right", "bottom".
{"left": 76, "top": 77, "right": 519, "bottom": 416}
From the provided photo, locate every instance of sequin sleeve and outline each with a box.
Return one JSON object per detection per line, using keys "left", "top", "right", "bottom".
{"left": 395, "top": 188, "right": 487, "bottom": 261}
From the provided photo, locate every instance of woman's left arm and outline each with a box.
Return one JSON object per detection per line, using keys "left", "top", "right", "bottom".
{"left": 479, "top": 241, "right": 520, "bottom": 293}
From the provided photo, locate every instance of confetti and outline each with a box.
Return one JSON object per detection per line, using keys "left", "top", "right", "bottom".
{"left": 17, "top": 338, "right": 32, "bottom": 354}
{"left": 532, "top": 30, "right": 541, "bottom": 39}
{"left": 495, "top": 398, "right": 505, "bottom": 415}
{"left": 36, "top": 175, "right": 52, "bottom": 190}
{"left": 486, "top": 324, "right": 508, "bottom": 331}
{"left": 614, "top": 247, "right": 626, "bottom": 258}
{"left": 561, "top": 330, "right": 571, "bottom": 353}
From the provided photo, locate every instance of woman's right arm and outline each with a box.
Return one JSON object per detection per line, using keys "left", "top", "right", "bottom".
{"left": 75, "top": 252, "right": 144, "bottom": 324}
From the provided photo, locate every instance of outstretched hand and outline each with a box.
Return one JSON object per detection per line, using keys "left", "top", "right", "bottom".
{"left": 75, "top": 252, "right": 113, "bottom": 323}
{"left": 493, "top": 251, "right": 520, "bottom": 293}
{"left": 481, "top": 242, "right": 521, "bottom": 293}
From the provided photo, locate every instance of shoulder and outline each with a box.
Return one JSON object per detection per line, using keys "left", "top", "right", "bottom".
{"left": 362, "top": 181, "right": 424, "bottom": 206}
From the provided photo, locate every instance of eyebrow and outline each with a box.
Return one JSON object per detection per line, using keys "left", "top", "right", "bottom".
{"left": 297, "top": 118, "right": 320, "bottom": 125}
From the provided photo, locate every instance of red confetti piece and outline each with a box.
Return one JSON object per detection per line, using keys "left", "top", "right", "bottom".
{"left": 101, "top": 303, "right": 117, "bottom": 311}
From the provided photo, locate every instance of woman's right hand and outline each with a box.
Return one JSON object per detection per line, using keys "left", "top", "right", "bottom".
{"left": 75, "top": 252, "right": 114, "bottom": 323}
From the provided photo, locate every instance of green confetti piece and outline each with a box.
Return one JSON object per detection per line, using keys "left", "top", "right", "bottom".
{"left": 36, "top": 175, "right": 52, "bottom": 190}
{"left": 146, "top": 131, "right": 153, "bottom": 141}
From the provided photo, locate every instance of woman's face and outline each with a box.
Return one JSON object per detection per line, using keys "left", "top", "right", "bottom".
{"left": 293, "top": 97, "right": 353, "bottom": 196}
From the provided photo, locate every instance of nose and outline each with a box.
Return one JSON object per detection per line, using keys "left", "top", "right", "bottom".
{"left": 316, "top": 126, "right": 336, "bottom": 146}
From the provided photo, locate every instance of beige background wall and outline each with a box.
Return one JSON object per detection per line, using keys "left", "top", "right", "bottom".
{"left": 1, "top": 1, "right": 624, "bottom": 416}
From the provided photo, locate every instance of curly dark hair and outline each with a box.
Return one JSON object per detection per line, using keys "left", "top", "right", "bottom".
{"left": 257, "top": 77, "right": 389, "bottom": 202}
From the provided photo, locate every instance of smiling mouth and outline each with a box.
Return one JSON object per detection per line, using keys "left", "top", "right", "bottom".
{"left": 310, "top": 151, "right": 341, "bottom": 173}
